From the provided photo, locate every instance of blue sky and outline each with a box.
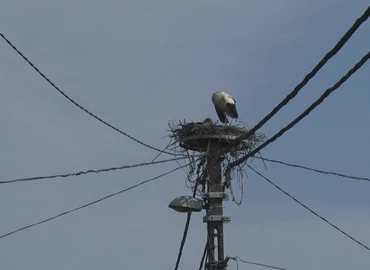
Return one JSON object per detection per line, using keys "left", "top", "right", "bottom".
{"left": 1, "top": 1, "right": 370, "bottom": 269}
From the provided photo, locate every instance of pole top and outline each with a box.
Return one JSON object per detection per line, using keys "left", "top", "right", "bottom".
{"left": 178, "top": 133, "right": 241, "bottom": 151}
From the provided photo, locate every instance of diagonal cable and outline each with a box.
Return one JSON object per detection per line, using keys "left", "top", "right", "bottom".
{"left": 0, "top": 162, "right": 194, "bottom": 240}
{"left": 229, "top": 256, "right": 288, "bottom": 270}
{"left": 229, "top": 50, "right": 370, "bottom": 169}
{"left": 235, "top": 6, "right": 370, "bottom": 142}
{"left": 0, "top": 157, "right": 187, "bottom": 184}
{"left": 199, "top": 242, "right": 208, "bottom": 270}
{"left": 257, "top": 157, "right": 370, "bottom": 182}
{"left": 0, "top": 32, "right": 179, "bottom": 157}
{"left": 248, "top": 165, "right": 370, "bottom": 251}
{"left": 174, "top": 177, "right": 200, "bottom": 270}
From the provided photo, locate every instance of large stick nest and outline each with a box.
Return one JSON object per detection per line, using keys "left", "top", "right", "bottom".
{"left": 168, "top": 118, "right": 265, "bottom": 155}
{"left": 168, "top": 118, "right": 267, "bottom": 207}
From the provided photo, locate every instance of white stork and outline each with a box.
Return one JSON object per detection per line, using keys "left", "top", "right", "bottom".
{"left": 211, "top": 91, "right": 238, "bottom": 124}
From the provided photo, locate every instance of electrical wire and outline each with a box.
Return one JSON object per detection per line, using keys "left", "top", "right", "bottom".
{"left": 199, "top": 242, "right": 208, "bottom": 270}
{"left": 0, "top": 157, "right": 187, "bottom": 184}
{"left": 229, "top": 256, "right": 287, "bottom": 270}
{"left": 151, "top": 138, "right": 175, "bottom": 163}
{"left": 248, "top": 165, "right": 370, "bottom": 251}
{"left": 0, "top": 32, "right": 180, "bottom": 157}
{"left": 174, "top": 176, "right": 200, "bottom": 270}
{"left": 0, "top": 162, "right": 193, "bottom": 240}
{"left": 174, "top": 211, "right": 192, "bottom": 270}
{"left": 229, "top": 50, "right": 370, "bottom": 169}
{"left": 257, "top": 157, "right": 370, "bottom": 182}
{"left": 234, "top": 6, "right": 370, "bottom": 142}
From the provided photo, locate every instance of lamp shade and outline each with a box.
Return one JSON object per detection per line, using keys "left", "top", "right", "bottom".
{"left": 168, "top": 196, "right": 203, "bottom": 213}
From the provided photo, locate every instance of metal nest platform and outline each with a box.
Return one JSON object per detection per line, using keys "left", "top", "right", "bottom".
{"left": 179, "top": 133, "right": 239, "bottom": 151}
{"left": 169, "top": 118, "right": 265, "bottom": 153}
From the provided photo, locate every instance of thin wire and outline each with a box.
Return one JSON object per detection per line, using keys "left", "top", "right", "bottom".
{"left": 174, "top": 178, "right": 200, "bottom": 270}
{"left": 0, "top": 32, "right": 180, "bottom": 157}
{"left": 235, "top": 6, "right": 370, "bottom": 142}
{"left": 174, "top": 212, "right": 192, "bottom": 270}
{"left": 0, "top": 157, "right": 187, "bottom": 184}
{"left": 229, "top": 50, "right": 370, "bottom": 169}
{"left": 0, "top": 162, "right": 193, "bottom": 240}
{"left": 248, "top": 165, "right": 370, "bottom": 251}
{"left": 199, "top": 242, "right": 208, "bottom": 270}
{"left": 229, "top": 256, "right": 288, "bottom": 270}
{"left": 151, "top": 138, "right": 174, "bottom": 163}
{"left": 257, "top": 156, "right": 370, "bottom": 182}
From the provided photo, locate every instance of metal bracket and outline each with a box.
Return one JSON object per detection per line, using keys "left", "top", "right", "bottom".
{"left": 203, "top": 215, "right": 231, "bottom": 223}
{"left": 201, "top": 192, "right": 229, "bottom": 200}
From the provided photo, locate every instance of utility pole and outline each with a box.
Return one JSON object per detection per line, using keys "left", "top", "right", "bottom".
{"left": 170, "top": 118, "right": 259, "bottom": 269}
{"left": 171, "top": 120, "right": 234, "bottom": 270}
{"left": 203, "top": 143, "right": 230, "bottom": 270}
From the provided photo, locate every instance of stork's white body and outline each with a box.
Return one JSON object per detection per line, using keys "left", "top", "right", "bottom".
{"left": 211, "top": 91, "right": 238, "bottom": 124}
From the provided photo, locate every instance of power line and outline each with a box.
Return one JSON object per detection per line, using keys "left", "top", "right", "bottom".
{"left": 229, "top": 50, "right": 370, "bottom": 169}
{"left": 257, "top": 157, "right": 370, "bottom": 182}
{"left": 174, "top": 211, "right": 192, "bottom": 270}
{"left": 199, "top": 242, "right": 208, "bottom": 270}
{"left": 235, "top": 6, "right": 370, "bottom": 142}
{"left": 229, "top": 256, "right": 287, "bottom": 270}
{"left": 0, "top": 162, "right": 193, "bottom": 240}
{"left": 248, "top": 165, "right": 370, "bottom": 252}
{"left": 0, "top": 157, "right": 187, "bottom": 184}
{"left": 0, "top": 32, "right": 179, "bottom": 157}
{"left": 151, "top": 139, "right": 176, "bottom": 163}
{"left": 174, "top": 178, "right": 200, "bottom": 270}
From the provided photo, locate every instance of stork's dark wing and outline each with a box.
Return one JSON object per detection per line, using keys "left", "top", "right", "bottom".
{"left": 215, "top": 106, "right": 227, "bottom": 123}
{"left": 226, "top": 103, "right": 238, "bottom": 119}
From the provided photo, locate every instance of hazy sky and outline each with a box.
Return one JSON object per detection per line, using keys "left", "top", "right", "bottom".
{"left": 1, "top": 1, "right": 370, "bottom": 269}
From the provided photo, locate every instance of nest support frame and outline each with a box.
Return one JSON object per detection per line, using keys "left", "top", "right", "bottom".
{"left": 169, "top": 121, "right": 261, "bottom": 154}
{"left": 179, "top": 133, "right": 245, "bottom": 152}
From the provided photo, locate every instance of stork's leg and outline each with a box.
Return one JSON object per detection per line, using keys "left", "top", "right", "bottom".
{"left": 226, "top": 115, "right": 232, "bottom": 126}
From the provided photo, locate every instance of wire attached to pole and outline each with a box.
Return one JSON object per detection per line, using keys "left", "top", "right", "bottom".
{"left": 0, "top": 32, "right": 181, "bottom": 157}
{"left": 248, "top": 165, "right": 370, "bottom": 252}
{"left": 229, "top": 50, "right": 370, "bottom": 169}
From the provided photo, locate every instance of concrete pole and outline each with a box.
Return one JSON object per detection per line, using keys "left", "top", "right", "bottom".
{"left": 206, "top": 143, "right": 225, "bottom": 270}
